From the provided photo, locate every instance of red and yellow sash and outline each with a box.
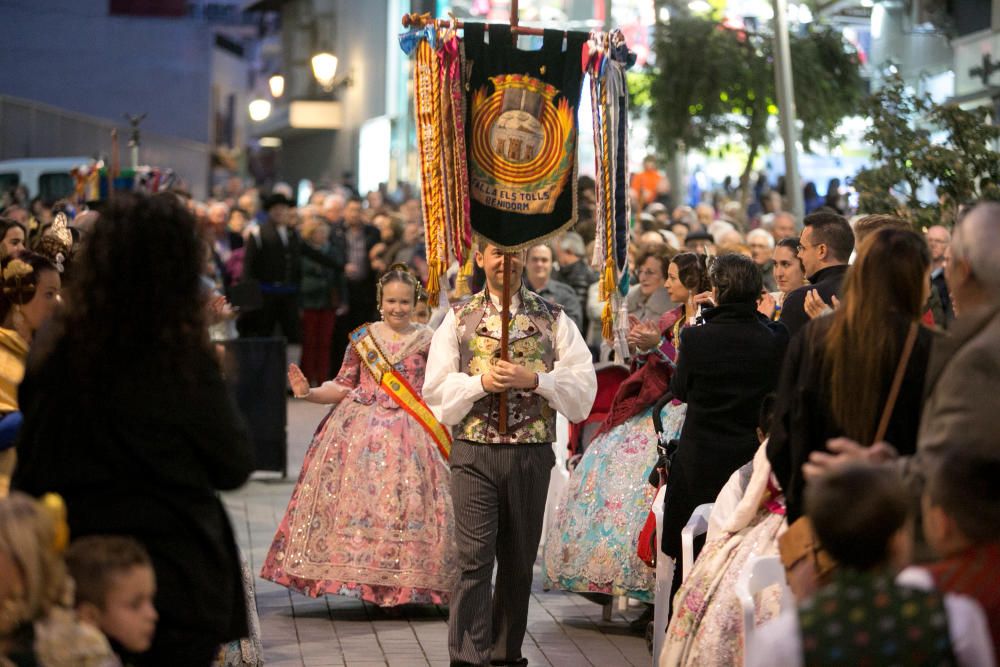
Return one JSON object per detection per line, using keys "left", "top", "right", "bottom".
{"left": 349, "top": 325, "right": 452, "bottom": 461}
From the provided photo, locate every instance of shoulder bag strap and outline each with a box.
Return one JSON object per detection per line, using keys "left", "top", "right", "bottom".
{"left": 873, "top": 322, "right": 919, "bottom": 444}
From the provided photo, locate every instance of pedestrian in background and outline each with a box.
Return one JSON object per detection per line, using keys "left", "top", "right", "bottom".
{"left": 298, "top": 213, "right": 340, "bottom": 387}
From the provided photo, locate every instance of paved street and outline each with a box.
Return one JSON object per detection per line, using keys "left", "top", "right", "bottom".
{"left": 222, "top": 400, "right": 651, "bottom": 667}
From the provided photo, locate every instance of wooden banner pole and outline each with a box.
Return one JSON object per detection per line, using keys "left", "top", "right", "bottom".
{"left": 496, "top": 0, "right": 519, "bottom": 436}
{"left": 498, "top": 252, "right": 512, "bottom": 435}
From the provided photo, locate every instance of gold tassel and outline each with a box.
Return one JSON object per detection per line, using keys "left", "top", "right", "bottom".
{"left": 454, "top": 255, "right": 474, "bottom": 298}
{"left": 426, "top": 262, "right": 441, "bottom": 304}
{"left": 602, "top": 300, "right": 614, "bottom": 342}
{"left": 599, "top": 257, "right": 615, "bottom": 302}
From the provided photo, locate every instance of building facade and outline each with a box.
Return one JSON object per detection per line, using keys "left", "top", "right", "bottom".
{"left": 0, "top": 0, "right": 257, "bottom": 199}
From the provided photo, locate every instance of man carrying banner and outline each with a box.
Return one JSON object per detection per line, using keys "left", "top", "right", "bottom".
{"left": 424, "top": 242, "right": 596, "bottom": 666}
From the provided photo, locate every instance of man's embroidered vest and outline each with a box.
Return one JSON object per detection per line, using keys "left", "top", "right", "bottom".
{"left": 455, "top": 288, "right": 561, "bottom": 444}
{"left": 799, "top": 570, "right": 956, "bottom": 666}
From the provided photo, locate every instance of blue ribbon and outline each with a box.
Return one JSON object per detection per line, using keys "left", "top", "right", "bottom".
{"left": 398, "top": 26, "right": 437, "bottom": 56}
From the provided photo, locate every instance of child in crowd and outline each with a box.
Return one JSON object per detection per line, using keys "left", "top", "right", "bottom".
{"left": 750, "top": 463, "right": 995, "bottom": 667}
{"left": 412, "top": 286, "right": 431, "bottom": 325}
{"left": 899, "top": 452, "right": 1000, "bottom": 657}
{"left": 66, "top": 536, "right": 158, "bottom": 664}
{"left": 0, "top": 493, "right": 115, "bottom": 667}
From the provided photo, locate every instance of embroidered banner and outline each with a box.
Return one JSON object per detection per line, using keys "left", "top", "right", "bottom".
{"left": 349, "top": 326, "right": 452, "bottom": 461}
{"left": 462, "top": 23, "right": 587, "bottom": 251}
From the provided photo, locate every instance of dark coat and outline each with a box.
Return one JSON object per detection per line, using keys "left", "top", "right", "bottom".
{"left": 299, "top": 240, "right": 342, "bottom": 310}
{"left": 556, "top": 260, "right": 597, "bottom": 327}
{"left": 12, "top": 343, "right": 254, "bottom": 654}
{"left": 244, "top": 219, "right": 342, "bottom": 287}
{"left": 530, "top": 278, "right": 585, "bottom": 332}
{"left": 930, "top": 267, "right": 954, "bottom": 328}
{"left": 779, "top": 264, "right": 850, "bottom": 338}
{"left": 766, "top": 315, "right": 934, "bottom": 522}
{"left": 662, "top": 302, "right": 789, "bottom": 557}
{"left": 342, "top": 224, "right": 381, "bottom": 278}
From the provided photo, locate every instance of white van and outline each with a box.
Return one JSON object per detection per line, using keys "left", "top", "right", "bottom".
{"left": 0, "top": 157, "right": 91, "bottom": 202}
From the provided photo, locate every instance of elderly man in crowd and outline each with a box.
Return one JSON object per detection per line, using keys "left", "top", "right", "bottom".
{"left": 909, "top": 203, "right": 1000, "bottom": 477}
{"left": 525, "top": 244, "right": 584, "bottom": 331}
{"left": 770, "top": 212, "right": 797, "bottom": 242}
{"left": 747, "top": 228, "right": 776, "bottom": 291}
{"left": 926, "top": 224, "right": 954, "bottom": 327}
{"left": 554, "top": 232, "right": 596, "bottom": 334}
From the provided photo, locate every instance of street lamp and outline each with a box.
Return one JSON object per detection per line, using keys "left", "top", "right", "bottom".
{"left": 268, "top": 74, "right": 285, "bottom": 98}
{"left": 311, "top": 52, "right": 339, "bottom": 92}
{"left": 248, "top": 98, "right": 272, "bottom": 122}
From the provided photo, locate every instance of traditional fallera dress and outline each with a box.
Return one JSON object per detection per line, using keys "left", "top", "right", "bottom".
{"left": 661, "top": 444, "right": 786, "bottom": 667}
{"left": 543, "top": 306, "right": 689, "bottom": 602}
{"left": 260, "top": 322, "right": 457, "bottom": 606}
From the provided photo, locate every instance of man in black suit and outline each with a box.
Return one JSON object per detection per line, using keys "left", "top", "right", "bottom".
{"left": 926, "top": 224, "right": 954, "bottom": 328}
{"left": 779, "top": 211, "right": 854, "bottom": 338}
{"left": 328, "top": 196, "right": 381, "bottom": 373}
{"left": 238, "top": 193, "right": 342, "bottom": 342}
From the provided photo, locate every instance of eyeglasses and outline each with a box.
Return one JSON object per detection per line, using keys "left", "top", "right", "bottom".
{"left": 637, "top": 269, "right": 662, "bottom": 277}
{"left": 797, "top": 242, "right": 817, "bottom": 253}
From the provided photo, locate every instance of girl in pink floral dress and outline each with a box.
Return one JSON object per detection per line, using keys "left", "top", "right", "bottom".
{"left": 260, "top": 268, "right": 457, "bottom": 606}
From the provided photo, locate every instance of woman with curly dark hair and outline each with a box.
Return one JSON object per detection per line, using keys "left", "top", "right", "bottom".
{"left": 12, "top": 192, "right": 253, "bottom": 667}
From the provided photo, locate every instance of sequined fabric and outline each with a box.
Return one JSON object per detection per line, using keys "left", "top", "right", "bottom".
{"left": 215, "top": 552, "right": 263, "bottom": 666}
{"left": 661, "top": 508, "right": 784, "bottom": 666}
{"left": 260, "top": 323, "right": 458, "bottom": 606}
{"left": 542, "top": 401, "right": 686, "bottom": 602}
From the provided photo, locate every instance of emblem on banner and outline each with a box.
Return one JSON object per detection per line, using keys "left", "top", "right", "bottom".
{"left": 469, "top": 74, "right": 575, "bottom": 216}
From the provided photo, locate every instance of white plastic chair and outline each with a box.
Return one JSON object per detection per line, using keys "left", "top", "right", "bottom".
{"left": 680, "top": 503, "right": 714, "bottom": 581}
{"left": 651, "top": 485, "right": 675, "bottom": 666}
{"left": 736, "top": 555, "right": 793, "bottom": 667}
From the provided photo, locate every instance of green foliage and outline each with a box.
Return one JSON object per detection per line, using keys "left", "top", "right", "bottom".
{"left": 647, "top": 16, "right": 738, "bottom": 158}
{"left": 790, "top": 26, "right": 865, "bottom": 150}
{"left": 626, "top": 70, "right": 655, "bottom": 114}
{"left": 853, "top": 75, "right": 1000, "bottom": 229}
{"left": 638, "top": 17, "right": 863, "bottom": 203}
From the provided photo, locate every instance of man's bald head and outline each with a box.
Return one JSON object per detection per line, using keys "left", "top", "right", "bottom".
{"left": 949, "top": 203, "right": 1000, "bottom": 304}
{"left": 925, "top": 224, "right": 951, "bottom": 264}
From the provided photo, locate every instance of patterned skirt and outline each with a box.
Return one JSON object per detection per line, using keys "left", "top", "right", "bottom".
{"left": 542, "top": 402, "right": 686, "bottom": 602}
{"left": 260, "top": 399, "right": 458, "bottom": 606}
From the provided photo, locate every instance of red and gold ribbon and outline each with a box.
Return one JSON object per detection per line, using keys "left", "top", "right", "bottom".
{"left": 350, "top": 326, "right": 452, "bottom": 461}
{"left": 440, "top": 32, "right": 472, "bottom": 268}
{"left": 413, "top": 37, "right": 448, "bottom": 303}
